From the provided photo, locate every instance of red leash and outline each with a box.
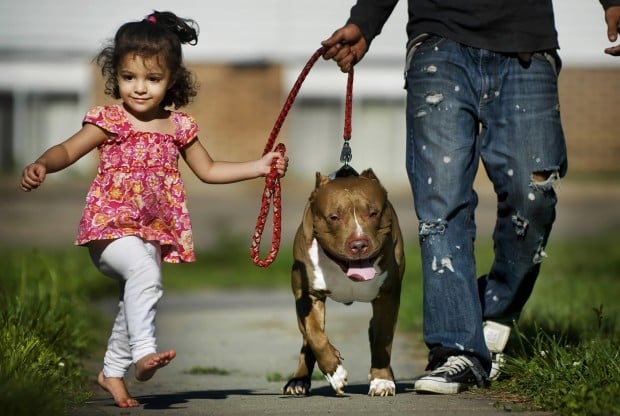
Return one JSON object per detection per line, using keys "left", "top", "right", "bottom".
{"left": 250, "top": 47, "right": 354, "bottom": 267}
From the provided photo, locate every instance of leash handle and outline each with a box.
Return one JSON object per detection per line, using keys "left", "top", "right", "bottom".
{"left": 250, "top": 142, "right": 285, "bottom": 267}
{"left": 251, "top": 47, "right": 354, "bottom": 267}
{"left": 343, "top": 68, "right": 353, "bottom": 142}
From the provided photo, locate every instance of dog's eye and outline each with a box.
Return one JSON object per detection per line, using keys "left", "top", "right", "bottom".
{"left": 368, "top": 210, "right": 379, "bottom": 219}
{"left": 328, "top": 214, "right": 340, "bottom": 222}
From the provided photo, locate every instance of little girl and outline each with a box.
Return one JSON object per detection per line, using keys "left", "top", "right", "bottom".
{"left": 20, "top": 11, "right": 287, "bottom": 408}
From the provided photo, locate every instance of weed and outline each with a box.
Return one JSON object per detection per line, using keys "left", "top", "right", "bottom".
{"left": 265, "top": 372, "right": 287, "bottom": 382}
{"left": 266, "top": 371, "right": 323, "bottom": 382}
{"left": 186, "top": 365, "right": 231, "bottom": 375}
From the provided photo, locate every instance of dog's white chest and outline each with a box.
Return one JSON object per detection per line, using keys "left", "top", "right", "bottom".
{"left": 308, "top": 239, "right": 387, "bottom": 304}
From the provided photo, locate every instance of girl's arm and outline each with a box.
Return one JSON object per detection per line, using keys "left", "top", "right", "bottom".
{"left": 181, "top": 138, "right": 288, "bottom": 184}
{"left": 20, "top": 123, "right": 108, "bottom": 191}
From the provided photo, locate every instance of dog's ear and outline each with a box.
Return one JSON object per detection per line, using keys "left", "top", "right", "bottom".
{"left": 361, "top": 168, "right": 389, "bottom": 204}
{"left": 315, "top": 172, "right": 330, "bottom": 189}
{"left": 360, "top": 168, "right": 378, "bottom": 180}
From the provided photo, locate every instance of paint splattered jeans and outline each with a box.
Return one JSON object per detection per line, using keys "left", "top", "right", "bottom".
{"left": 405, "top": 35, "right": 567, "bottom": 370}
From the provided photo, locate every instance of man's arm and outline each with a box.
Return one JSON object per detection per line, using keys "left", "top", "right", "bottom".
{"left": 347, "top": 0, "right": 401, "bottom": 47}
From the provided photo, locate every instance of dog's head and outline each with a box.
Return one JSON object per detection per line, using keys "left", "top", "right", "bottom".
{"left": 302, "top": 168, "right": 394, "bottom": 281}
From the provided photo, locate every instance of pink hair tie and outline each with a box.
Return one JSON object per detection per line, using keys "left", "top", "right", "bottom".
{"left": 147, "top": 15, "right": 157, "bottom": 23}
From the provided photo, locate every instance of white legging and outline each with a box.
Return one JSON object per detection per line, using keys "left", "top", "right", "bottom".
{"left": 89, "top": 236, "right": 163, "bottom": 378}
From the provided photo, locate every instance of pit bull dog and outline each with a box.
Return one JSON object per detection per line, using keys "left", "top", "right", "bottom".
{"left": 282, "top": 168, "right": 405, "bottom": 397}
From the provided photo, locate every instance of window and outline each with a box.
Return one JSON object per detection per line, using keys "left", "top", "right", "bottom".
{"left": 12, "top": 92, "right": 93, "bottom": 176}
{"left": 289, "top": 97, "right": 407, "bottom": 185}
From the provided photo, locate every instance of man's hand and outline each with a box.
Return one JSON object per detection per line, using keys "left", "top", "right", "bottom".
{"left": 604, "top": 6, "right": 620, "bottom": 56}
{"left": 321, "top": 24, "right": 369, "bottom": 72}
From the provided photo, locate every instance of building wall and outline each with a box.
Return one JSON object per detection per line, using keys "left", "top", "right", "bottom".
{"left": 3, "top": 1, "right": 618, "bottom": 181}
{"left": 93, "top": 62, "right": 284, "bottom": 163}
{"left": 90, "top": 63, "right": 619, "bottom": 185}
{"left": 558, "top": 68, "right": 620, "bottom": 173}
{"left": 6, "top": 59, "right": 616, "bottom": 185}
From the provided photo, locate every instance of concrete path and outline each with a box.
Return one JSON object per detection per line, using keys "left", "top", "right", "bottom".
{"left": 70, "top": 289, "right": 554, "bottom": 416}
{"left": 5, "top": 175, "right": 616, "bottom": 415}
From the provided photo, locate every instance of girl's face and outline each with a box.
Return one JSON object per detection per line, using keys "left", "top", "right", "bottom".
{"left": 117, "top": 53, "right": 173, "bottom": 120}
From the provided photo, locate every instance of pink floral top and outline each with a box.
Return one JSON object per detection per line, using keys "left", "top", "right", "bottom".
{"left": 76, "top": 105, "right": 197, "bottom": 263}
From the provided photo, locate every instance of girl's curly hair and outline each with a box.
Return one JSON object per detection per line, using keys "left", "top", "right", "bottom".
{"left": 96, "top": 11, "right": 199, "bottom": 109}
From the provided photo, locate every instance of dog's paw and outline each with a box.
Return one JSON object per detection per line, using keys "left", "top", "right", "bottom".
{"left": 325, "top": 365, "right": 348, "bottom": 395}
{"left": 368, "top": 378, "right": 396, "bottom": 397}
{"left": 282, "top": 377, "right": 311, "bottom": 396}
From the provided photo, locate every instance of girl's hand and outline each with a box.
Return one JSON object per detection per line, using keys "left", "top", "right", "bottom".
{"left": 20, "top": 162, "right": 47, "bottom": 192}
{"left": 19, "top": 124, "right": 107, "bottom": 192}
{"left": 261, "top": 152, "right": 289, "bottom": 177}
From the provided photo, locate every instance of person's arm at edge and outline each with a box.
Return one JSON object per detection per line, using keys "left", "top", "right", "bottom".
{"left": 347, "top": 0, "right": 401, "bottom": 48}
{"left": 600, "top": 0, "right": 620, "bottom": 55}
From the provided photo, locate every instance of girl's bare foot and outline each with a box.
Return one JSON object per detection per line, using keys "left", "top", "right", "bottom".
{"left": 135, "top": 350, "right": 176, "bottom": 381}
{"left": 97, "top": 371, "right": 140, "bottom": 408}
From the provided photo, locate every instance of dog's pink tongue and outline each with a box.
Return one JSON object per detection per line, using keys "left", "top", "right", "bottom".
{"left": 346, "top": 261, "right": 376, "bottom": 281}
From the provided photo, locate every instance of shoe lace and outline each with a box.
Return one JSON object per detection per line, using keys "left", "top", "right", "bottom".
{"left": 430, "top": 355, "right": 473, "bottom": 375}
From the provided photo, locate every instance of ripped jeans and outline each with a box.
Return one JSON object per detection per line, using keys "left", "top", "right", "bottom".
{"left": 405, "top": 36, "right": 567, "bottom": 370}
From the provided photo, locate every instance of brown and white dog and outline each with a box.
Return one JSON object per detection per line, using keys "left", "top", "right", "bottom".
{"left": 282, "top": 169, "right": 405, "bottom": 397}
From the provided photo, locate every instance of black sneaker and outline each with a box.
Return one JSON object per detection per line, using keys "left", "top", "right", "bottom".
{"left": 414, "top": 355, "right": 489, "bottom": 394}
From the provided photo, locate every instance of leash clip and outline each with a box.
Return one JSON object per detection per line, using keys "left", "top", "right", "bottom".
{"left": 330, "top": 141, "right": 358, "bottom": 180}
{"left": 339, "top": 141, "right": 352, "bottom": 165}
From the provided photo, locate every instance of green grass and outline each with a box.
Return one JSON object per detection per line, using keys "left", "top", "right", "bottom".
{"left": 497, "top": 322, "right": 619, "bottom": 416}
{"left": 0, "top": 249, "right": 108, "bottom": 416}
{"left": 0, "top": 234, "right": 618, "bottom": 415}
{"left": 487, "top": 235, "right": 620, "bottom": 416}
